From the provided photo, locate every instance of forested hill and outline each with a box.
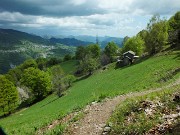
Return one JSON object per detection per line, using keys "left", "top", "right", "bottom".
{"left": 0, "top": 28, "right": 49, "bottom": 49}
{"left": 0, "top": 28, "right": 124, "bottom": 74}
{"left": 49, "top": 37, "right": 93, "bottom": 46}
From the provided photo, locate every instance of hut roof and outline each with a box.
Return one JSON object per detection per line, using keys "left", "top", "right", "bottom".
{"left": 123, "top": 50, "right": 135, "bottom": 56}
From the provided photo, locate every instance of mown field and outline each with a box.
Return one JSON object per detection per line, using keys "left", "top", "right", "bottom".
{"left": 0, "top": 51, "right": 179, "bottom": 134}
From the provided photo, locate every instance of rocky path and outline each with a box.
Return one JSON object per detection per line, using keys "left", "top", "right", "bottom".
{"left": 64, "top": 79, "right": 180, "bottom": 135}
{"left": 37, "top": 79, "right": 180, "bottom": 135}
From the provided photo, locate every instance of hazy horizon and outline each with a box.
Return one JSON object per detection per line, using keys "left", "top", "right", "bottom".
{"left": 0, "top": 0, "right": 179, "bottom": 37}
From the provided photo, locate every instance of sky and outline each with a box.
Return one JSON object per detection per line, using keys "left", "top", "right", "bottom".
{"left": 0, "top": 0, "right": 179, "bottom": 37}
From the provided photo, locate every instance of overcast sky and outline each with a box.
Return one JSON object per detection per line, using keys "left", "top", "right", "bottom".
{"left": 0, "top": 0, "right": 179, "bottom": 37}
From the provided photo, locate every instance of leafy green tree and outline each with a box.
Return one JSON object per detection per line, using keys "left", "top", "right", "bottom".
{"left": 64, "top": 75, "right": 76, "bottom": 88}
{"left": 100, "top": 53, "right": 111, "bottom": 66}
{"left": 168, "top": 11, "right": 180, "bottom": 30}
{"left": 63, "top": 54, "right": 72, "bottom": 61}
{"left": 75, "top": 44, "right": 100, "bottom": 75}
{"left": 21, "top": 67, "right": 52, "bottom": 100}
{"left": 0, "top": 75, "right": 19, "bottom": 115}
{"left": 137, "top": 30, "right": 148, "bottom": 41}
{"left": 168, "top": 11, "right": 180, "bottom": 47}
{"left": 145, "top": 14, "right": 168, "bottom": 55}
{"left": 75, "top": 46, "right": 87, "bottom": 60}
{"left": 50, "top": 65, "right": 66, "bottom": 97}
{"left": 122, "top": 35, "right": 145, "bottom": 56}
{"left": 36, "top": 57, "right": 47, "bottom": 70}
{"left": 20, "top": 59, "right": 38, "bottom": 70}
{"left": 104, "top": 41, "right": 119, "bottom": 62}
{"left": 87, "top": 44, "right": 101, "bottom": 59}
{"left": 79, "top": 55, "right": 99, "bottom": 75}
{"left": 5, "top": 67, "right": 22, "bottom": 86}
{"left": 47, "top": 57, "right": 62, "bottom": 67}
{"left": 122, "top": 36, "right": 130, "bottom": 46}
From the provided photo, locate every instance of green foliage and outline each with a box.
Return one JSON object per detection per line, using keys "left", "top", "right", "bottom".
{"left": 168, "top": 11, "right": 180, "bottom": 30}
{"left": 137, "top": 30, "right": 148, "bottom": 41}
{"left": 46, "top": 57, "right": 62, "bottom": 67}
{"left": 109, "top": 86, "right": 179, "bottom": 134}
{"left": 21, "top": 67, "right": 52, "bottom": 100}
{"left": 122, "top": 36, "right": 130, "bottom": 46}
{"left": 64, "top": 75, "right": 76, "bottom": 87}
{"left": 50, "top": 65, "right": 66, "bottom": 97}
{"left": 36, "top": 57, "right": 47, "bottom": 70}
{"left": 0, "top": 51, "right": 179, "bottom": 134}
{"left": 86, "top": 44, "right": 101, "bottom": 59}
{"left": 79, "top": 55, "right": 99, "bottom": 75}
{"left": 60, "top": 60, "right": 78, "bottom": 74}
{"left": 20, "top": 59, "right": 38, "bottom": 70}
{"left": 104, "top": 41, "right": 119, "bottom": 62}
{"left": 5, "top": 67, "right": 22, "bottom": 86}
{"left": 75, "top": 46, "right": 87, "bottom": 60}
{"left": 0, "top": 75, "right": 19, "bottom": 115}
{"left": 75, "top": 44, "right": 100, "bottom": 61}
{"left": 63, "top": 54, "right": 72, "bottom": 61}
{"left": 122, "top": 35, "right": 145, "bottom": 56}
{"left": 168, "top": 11, "right": 180, "bottom": 48}
{"left": 75, "top": 44, "right": 100, "bottom": 75}
{"left": 145, "top": 14, "right": 168, "bottom": 55}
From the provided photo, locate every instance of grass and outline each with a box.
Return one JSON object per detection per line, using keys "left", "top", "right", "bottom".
{"left": 108, "top": 85, "right": 180, "bottom": 134}
{"left": 0, "top": 52, "right": 179, "bottom": 134}
{"left": 60, "top": 60, "right": 78, "bottom": 74}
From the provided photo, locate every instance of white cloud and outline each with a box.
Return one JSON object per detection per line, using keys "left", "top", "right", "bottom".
{"left": 0, "top": 0, "right": 179, "bottom": 37}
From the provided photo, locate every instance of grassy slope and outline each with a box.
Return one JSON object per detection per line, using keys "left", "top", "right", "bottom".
{"left": 60, "top": 60, "right": 78, "bottom": 74}
{"left": 0, "top": 52, "right": 179, "bottom": 134}
{"left": 108, "top": 85, "right": 180, "bottom": 134}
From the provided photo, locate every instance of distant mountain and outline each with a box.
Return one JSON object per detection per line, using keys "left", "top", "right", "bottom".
{"left": 47, "top": 35, "right": 124, "bottom": 48}
{"left": 100, "top": 36, "right": 124, "bottom": 48}
{"left": 0, "top": 29, "right": 76, "bottom": 74}
{"left": 49, "top": 37, "right": 93, "bottom": 46}
{"left": 60, "top": 35, "right": 124, "bottom": 48}
{"left": 0, "top": 28, "right": 49, "bottom": 49}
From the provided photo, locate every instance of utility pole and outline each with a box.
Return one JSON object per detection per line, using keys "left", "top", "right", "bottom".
{"left": 96, "top": 34, "right": 99, "bottom": 45}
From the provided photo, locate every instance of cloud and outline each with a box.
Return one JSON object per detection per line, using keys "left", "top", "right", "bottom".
{"left": 0, "top": 0, "right": 179, "bottom": 37}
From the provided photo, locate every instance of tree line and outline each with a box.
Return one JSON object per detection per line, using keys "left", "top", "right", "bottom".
{"left": 0, "top": 57, "right": 75, "bottom": 116}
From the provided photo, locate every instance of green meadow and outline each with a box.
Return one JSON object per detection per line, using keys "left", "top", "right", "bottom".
{"left": 0, "top": 51, "right": 179, "bottom": 134}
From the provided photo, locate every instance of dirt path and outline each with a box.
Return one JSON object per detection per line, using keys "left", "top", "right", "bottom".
{"left": 64, "top": 79, "right": 180, "bottom": 135}
{"left": 36, "top": 79, "right": 180, "bottom": 135}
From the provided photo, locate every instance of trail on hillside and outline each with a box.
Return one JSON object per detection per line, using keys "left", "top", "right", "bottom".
{"left": 37, "top": 79, "right": 180, "bottom": 135}
{"left": 64, "top": 79, "right": 180, "bottom": 135}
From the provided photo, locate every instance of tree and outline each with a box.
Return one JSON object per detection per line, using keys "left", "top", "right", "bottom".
{"left": 64, "top": 75, "right": 76, "bottom": 88}
{"left": 104, "top": 41, "right": 119, "bottom": 62}
{"left": 21, "top": 67, "right": 52, "bottom": 100}
{"left": 0, "top": 75, "right": 19, "bottom": 115}
{"left": 168, "top": 11, "right": 180, "bottom": 30}
{"left": 122, "top": 35, "right": 145, "bottom": 56}
{"left": 63, "top": 54, "right": 72, "bottom": 61}
{"left": 122, "top": 36, "right": 130, "bottom": 46}
{"left": 168, "top": 11, "right": 180, "bottom": 48}
{"left": 47, "top": 57, "right": 62, "bottom": 67}
{"left": 20, "top": 59, "right": 38, "bottom": 70}
{"left": 36, "top": 57, "right": 47, "bottom": 70}
{"left": 86, "top": 44, "right": 101, "bottom": 59}
{"left": 145, "top": 14, "right": 168, "bottom": 55}
{"left": 5, "top": 67, "right": 22, "bottom": 86}
{"left": 137, "top": 30, "right": 148, "bottom": 41}
{"left": 79, "top": 55, "right": 99, "bottom": 75}
{"left": 75, "top": 44, "right": 100, "bottom": 75}
{"left": 50, "top": 65, "right": 66, "bottom": 97}
{"left": 75, "top": 46, "right": 87, "bottom": 60}
{"left": 100, "top": 53, "right": 111, "bottom": 66}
